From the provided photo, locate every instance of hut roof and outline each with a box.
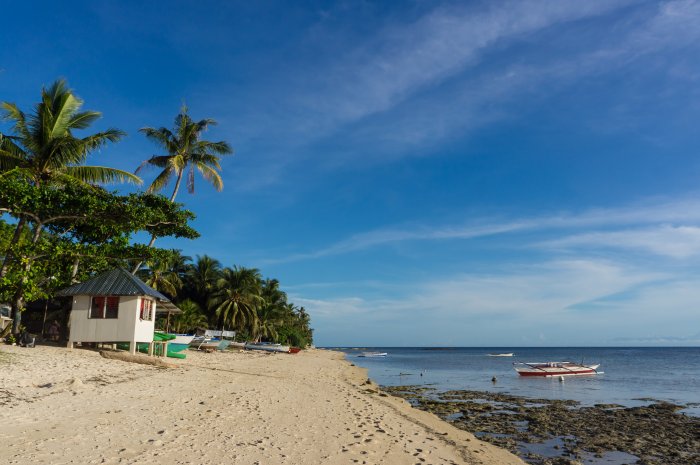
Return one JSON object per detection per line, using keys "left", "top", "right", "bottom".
{"left": 56, "top": 268, "right": 170, "bottom": 301}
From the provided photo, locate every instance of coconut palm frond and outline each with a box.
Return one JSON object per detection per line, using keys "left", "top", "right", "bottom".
{"left": 68, "top": 110, "right": 102, "bottom": 130}
{"left": 147, "top": 166, "right": 174, "bottom": 193}
{"left": 64, "top": 165, "right": 143, "bottom": 185}
{"left": 195, "top": 162, "right": 224, "bottom": 191}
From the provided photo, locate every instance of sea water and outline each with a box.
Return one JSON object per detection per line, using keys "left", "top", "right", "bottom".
{"left": 334, "top": 347, "right": 700, "bottom": 416}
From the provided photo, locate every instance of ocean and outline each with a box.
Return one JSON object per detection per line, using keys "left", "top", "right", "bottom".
{"left": 333, "top": 347, "right": 700, "bottom": 416}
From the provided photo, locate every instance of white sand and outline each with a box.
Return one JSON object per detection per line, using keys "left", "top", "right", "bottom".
{"left": 0, "top": 345, "right": 524, "bottom": 464}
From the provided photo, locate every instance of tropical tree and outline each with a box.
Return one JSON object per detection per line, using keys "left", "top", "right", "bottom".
{"left": 0, "top": 79, "right": 141, "bottom": 277}
{"left": 0, "top": 176, "right": 198, "bottom": 335}
{"left": 138, "top": 252, "right": 186, "bottom": 298}
{"left": 182, "top": 255, "right": 222, "bottom": 315}
{"left": 251, "top": 278, "right": 287, "bottom": 342}
{"left": 132, "top": 106, "right": 232, "bottom": 272}
{"left": 0, "top": 79, "right": 142, "bottom": 333}
{"left": 254, "top": 303, "right": 283, "bottom": 343}
{"left": 210, "top": 266, "right": 263, "bottom": 332}
{"left": 169, "top": 299, "right": 208, "bottom": 334}
{"left": 0, "top": 79, "right": 139, "bottom": 186}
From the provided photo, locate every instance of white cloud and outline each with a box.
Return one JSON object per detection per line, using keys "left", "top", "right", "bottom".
{"left": 543, "top": 225, "right": 700, "bottom": 258}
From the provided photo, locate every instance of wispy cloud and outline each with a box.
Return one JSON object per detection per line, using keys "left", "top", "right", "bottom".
{"left": 303, "top": 0, "right": 635, "bottom": 127}
{"left": 264, "top": 195, "right": 700, "bottom": 264}
{"left": 543, "top": 225, "right": 700, "bottom": 259}
{"left": 340, "top": 0, "right": 700, "bottom": 156}
{"left": 216, "top": 0, "right": 658, "bottom": 189}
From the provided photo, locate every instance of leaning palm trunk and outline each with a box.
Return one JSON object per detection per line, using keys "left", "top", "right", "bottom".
{"left": 131, "top": 172, "right": 183, "bottom": 274}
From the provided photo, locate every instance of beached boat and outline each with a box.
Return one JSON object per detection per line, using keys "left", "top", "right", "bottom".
{"left": 289, "top": 347, "right": 302, "bottom": 354}
{"left": 513, "top": 361, "right": 600, "bottom": 377}
{"left": 245, "top": 342, "right": 290, "bottom": 353}
{"left": 157, "top": 333, "right": 195, "bottom": 352}
{"left": 358, "top": 352, "right": 388, "bottom": 357}
{"left": 488, "top": 353, "right": 515, "bottom": 357}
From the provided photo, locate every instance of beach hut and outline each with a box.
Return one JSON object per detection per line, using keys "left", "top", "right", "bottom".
{"left": 57, "top": 268, "right": 172, "bottom": 354}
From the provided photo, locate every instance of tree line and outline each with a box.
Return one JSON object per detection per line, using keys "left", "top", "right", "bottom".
{"left": 0, "top": 79, "right": 312, "bottom": 347}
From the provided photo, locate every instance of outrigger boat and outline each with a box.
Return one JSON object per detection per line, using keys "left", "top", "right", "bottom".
{"left": 244, "top": 342, "right": 291, "bottom": 353}
{"left": 358, "top": 352, "right": 387, "bottom": 357}
{"left": 513, "top": 361, "right": 600, "bottom": 377}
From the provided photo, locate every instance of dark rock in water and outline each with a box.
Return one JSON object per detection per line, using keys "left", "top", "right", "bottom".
{"left": 382, "top": 385, "right": 700, "bottom": 465}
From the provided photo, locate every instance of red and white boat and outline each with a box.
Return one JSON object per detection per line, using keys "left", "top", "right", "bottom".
{"left": 513, "top": 361, "right": 601, "bottom": 377}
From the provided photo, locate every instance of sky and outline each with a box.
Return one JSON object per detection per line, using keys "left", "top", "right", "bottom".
{"left": 2, "top": 0, "right": 700, "bottom": 347}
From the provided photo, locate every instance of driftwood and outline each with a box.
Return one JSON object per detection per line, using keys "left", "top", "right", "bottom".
{"left": 99, "top": 350, "right": 177, "bottom": 368}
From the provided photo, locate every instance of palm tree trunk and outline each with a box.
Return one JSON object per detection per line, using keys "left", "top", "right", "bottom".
{"left": 0, "top": 217, "right": 27, "bottom": 279}
{"left": 11, "top": 289, "right": 24, "bottom": 335}
{"left": 10, "top": 223, "right": 43, "bottom": 334}
{"left": 70, "top": 257, "right": 80, "bottom": 283}
{"left": 132, "top": 171, "right": 183, "bottom": 275}
{"left": 131, "top": 234, "right": 157, "bottom": 274}
{"left": 169, "top": 171, "right": 183, "bottom": 202}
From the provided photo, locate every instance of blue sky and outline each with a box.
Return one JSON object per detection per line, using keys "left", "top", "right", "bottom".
{"left": 2, "top": 0, "right": 700, "bottom": 346}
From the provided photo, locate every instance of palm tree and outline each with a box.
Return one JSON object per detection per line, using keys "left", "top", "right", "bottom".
{"left": 210, "top": 266, "right": 263, "bottom": 333}
{"left": 0, "top": 79, "right": 141, "bottom": 279}
{"left": 183, "top": 255, "right": 222, "bottom": 316}
{"left": 132, "top": 106, "right": 232, "bottom": 272}
{"left": 252, "top": 279, "right": 287, "bottom": 342}
{"left": 254, "top": 303, "right": 282, "bottom": 343}
{"left": 0, "top": 79, "right": 140, "bottom": 186}
{"left": 171, "top": 299, "right": 209, "bottom": 334}
{"left": 138, "top": 255, "right": 184, "bottom": 298}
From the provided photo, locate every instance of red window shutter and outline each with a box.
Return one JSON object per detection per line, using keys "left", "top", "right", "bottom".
{"left": 106, "top": 296, "right": 119, "bottom": 318}
{"left": 90, "top": 297, "right": 105, "bottom": 318}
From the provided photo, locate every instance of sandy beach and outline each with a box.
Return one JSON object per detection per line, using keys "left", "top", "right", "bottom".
{"left": 0, "top": 345, "right": 524, "bottom": 465}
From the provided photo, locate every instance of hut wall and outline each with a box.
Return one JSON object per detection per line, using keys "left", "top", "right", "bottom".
{"left": 68, "top": 296, "right": 154, "bottom": 344}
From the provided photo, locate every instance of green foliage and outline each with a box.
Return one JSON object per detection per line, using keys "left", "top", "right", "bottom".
{"left": 169, "top": 299, "right": 209, "bottom": 334}
{"left": 0, "top": 174, "right": 198, "bottom": 303}
{"left": 209, "top": 266, "right": 264, "bottom": 332}
{"left": 173, "top": 256, "right": 313, "bottom": 346}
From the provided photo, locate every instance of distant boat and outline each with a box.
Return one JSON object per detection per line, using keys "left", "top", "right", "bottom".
{"left": 488, "top": 353, "right": 515, "bottom": 357}
{"left": 358, "top": 352, "right": 387, "bottom": 357}
{"left": 513, "top": 361, "right": 601, "bottom": 377}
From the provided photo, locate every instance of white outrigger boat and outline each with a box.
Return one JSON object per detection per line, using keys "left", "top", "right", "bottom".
{"left": 244, "top": 342, "right": 290, "bottom": 353}
{"left": 358, "top": 352, "right": 387, "bottom": 357}
{"left": 513, "top": 361, "right": 601, "bottom": 377}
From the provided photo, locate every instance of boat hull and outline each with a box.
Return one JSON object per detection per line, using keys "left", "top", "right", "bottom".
{"left": 358, "top": 352, "right": 387, "bottom": 357}
{"left": 514, "top": 362, "right": 600, "bottom": 377}
{"left": 168, "top": 334, "right": 195, "bottom": 345}
{"left": 245, "top": 343, "right": 290, "bottom": 353}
